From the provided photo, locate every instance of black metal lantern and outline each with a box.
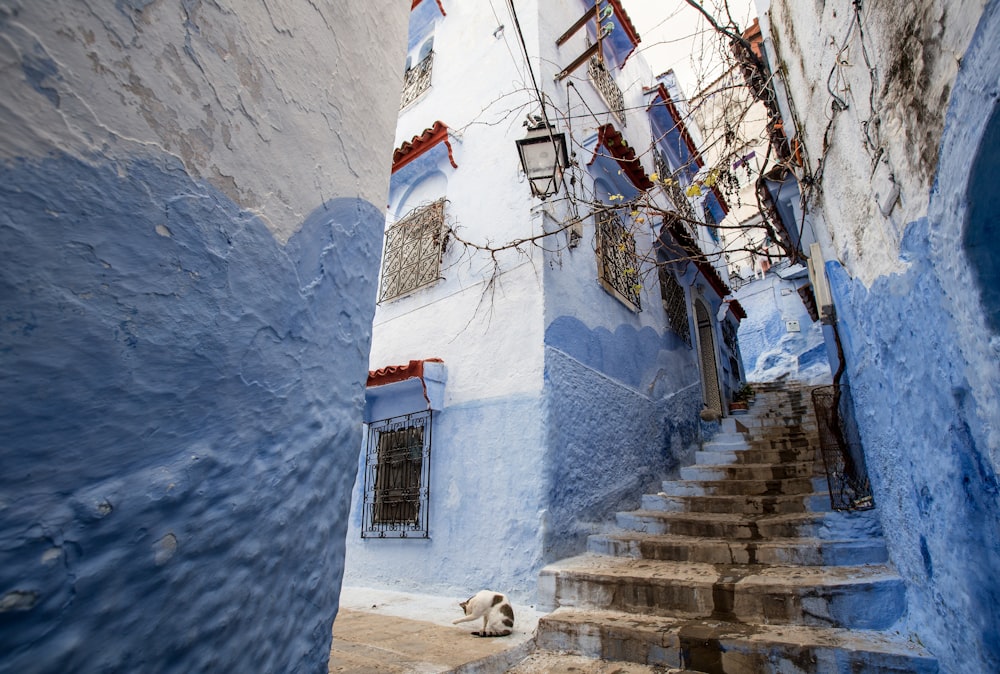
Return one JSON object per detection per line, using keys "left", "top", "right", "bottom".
{"left": 515, "top": 123, "right": 569, "bottom": 200}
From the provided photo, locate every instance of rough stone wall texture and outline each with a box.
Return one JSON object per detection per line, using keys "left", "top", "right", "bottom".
{"left": 543, "top": 326, "right": 702, "bottom": 562}
{"left": 763, "top": 0, "right": 1000, "bottom": 671}
{"left": 0, "top": 2, "right": 407, "bottom": 672}
{"left": 767, "top": 0, "right": 985, "bottom": 283}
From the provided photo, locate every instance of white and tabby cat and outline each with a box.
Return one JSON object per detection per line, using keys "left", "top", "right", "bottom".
{"left": 452, "top": 590, "right": 515, "bottom": 637}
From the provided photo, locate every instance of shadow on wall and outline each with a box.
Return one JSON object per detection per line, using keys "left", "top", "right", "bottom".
{"left": 542, "top": 317, "right": 702, "bottom": 563}
{"left": 0, "top": 153, "right": 382, "bottom": 672}
{"left": 964, "top": 101, "right": 1000, "bottom": 334}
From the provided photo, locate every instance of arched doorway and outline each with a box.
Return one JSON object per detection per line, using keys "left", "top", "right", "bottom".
{"left": 695, "top": 299, "right": 723, "bottom": 415}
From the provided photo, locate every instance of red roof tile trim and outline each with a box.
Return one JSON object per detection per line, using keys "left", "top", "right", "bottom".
{"left": 666, "top": 219, "right": 731, "bottom": 298}
{"left": 711, "top": 185, "right": 730, "bottom": 215}
{"left": 367, "top": 358, "right": 443, "bottom": 388}
{"left": 411, "top": 0, "right": 446, "bottom": 16}
{"left": 590, "top": 124, "right": 654, "bottom": 190}
{"left": 728, "top": 299, "right": 747, "bottom": 321}
{"left": 392, "top": 121, "right": 457, "bottom": 173}
{"left": 648, "top": 84, "right": 704, "bottom": 170}
{"left": 606, "top": 0, "right": 641, "bottom": 67}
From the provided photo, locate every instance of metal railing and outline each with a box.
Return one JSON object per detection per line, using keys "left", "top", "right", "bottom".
{"left": 589, "top": 57, "right": 625, "bottom": 122}
{"left": 361, "top": 410, "right": 432, "bottom": 538}
{"left": 812, "top": 384, "right": 874, "bottom": 510}
{"left": 400, "top": 51, "right": 433, "bottom": 110}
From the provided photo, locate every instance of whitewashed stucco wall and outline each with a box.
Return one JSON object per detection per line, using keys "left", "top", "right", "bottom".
{"left": 0, "top": 1, "right": 408, "bottom": 671}
{"left": 755, "top": 1, "right": 1000, "bottom": 670}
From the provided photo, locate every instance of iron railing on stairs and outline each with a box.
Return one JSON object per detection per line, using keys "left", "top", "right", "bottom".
{"left": 811, "top": 384, "right": 875, "bottom": 511}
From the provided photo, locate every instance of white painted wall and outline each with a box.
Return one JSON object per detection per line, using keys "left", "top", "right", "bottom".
{"left": 0, "top": 1, "right": 405, "bottom": 242}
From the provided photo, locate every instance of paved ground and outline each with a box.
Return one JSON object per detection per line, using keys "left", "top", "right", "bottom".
{"left": 328, "top": 586, "right": 541, "bottom": 674}
{"left": 328, "top": 586, "right": 699, "bottom": 673}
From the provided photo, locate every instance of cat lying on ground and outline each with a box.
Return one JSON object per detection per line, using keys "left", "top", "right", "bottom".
{"left": 452, "top": 590, "right": 514, "bottom": 637}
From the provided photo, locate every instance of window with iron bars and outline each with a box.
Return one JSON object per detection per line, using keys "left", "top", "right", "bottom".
{"left": 361, "top": 410, "right": 432, "bottom": 539}
{"left": 400, "top": 50, "right": 433, "bottom": 110}
{"left": 596, "top": 209, "right": 641, "bottom": 311}
{"left": 654, "top": 149, "right": 698, "bottom": 237}
{"left": 658, "top": 265, "right": 691, "bottom": 346}
{"left": 588, "top": 56, "right": 625, "bottom": 123}
{"left": 379, "top": 199, "right": 447, "bottom": 303}
{"left": 722, "top": 318, "right": 739, "bottom": 356}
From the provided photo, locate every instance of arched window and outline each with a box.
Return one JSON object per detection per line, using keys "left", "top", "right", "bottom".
{"left": 418, "top": 36, "right": 434, "bottom": 62}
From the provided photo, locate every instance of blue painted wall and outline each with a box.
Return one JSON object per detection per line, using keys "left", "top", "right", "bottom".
{"left": 0, "top": 154, "right": 383, "bottom": 672}
{"left": 734, "top": 271, "right": 832, "bottom": 384}
{"left": 827, "top": 245, "right": 1000, "bottom": 671}
{"left": 815, "top": 7, "right": 1000, "bottom": 670}
{"left": 345, "top": 395, "right": 548, "bottom": 604}
{"left": 542, "top": 344, "right": 701, "bottom": 561}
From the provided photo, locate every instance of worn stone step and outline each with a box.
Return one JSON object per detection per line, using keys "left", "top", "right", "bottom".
{"left": 508, "top": 651, "right": 697, "bottom": 673}
{"left": 538, "top": 555, "right": 905, "bottom": 629}
{"left": 641, "top": 491, "right": 831, "bottom": 515}
{"left": 694, "top": 447, "right": 818, "bottom": 466}
{"left": 535, "top": 608, "right": 938, "bottom": 674}
{"left": 615, "top": 509, "right": 883, "bottom": 540}
{"left": 587, "top": 532, "right": 888, "bottom": 566}
{"left": 680, "top": 462, "right": 816, "bottom": 481}
{"left": 702, "top": 434, "right": 749, "bottom": 448}
{"left": 746, "top": 435, "right": 815, "bottom": 450}
{"left": 660, "top": 476, "right": 825, "bottom": 497}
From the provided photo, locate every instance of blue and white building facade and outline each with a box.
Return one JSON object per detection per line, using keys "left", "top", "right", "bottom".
{"left": 344, "top": 0, "right": 746, "bottom": 603}
{"left": 753, "top": 1, "right": 1000, "bottom": 671}
{"left": 0, "top": 3, "right": 408, "bottom": 671}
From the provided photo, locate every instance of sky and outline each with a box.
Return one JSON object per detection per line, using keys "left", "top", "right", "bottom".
{"left": 624, "top": 0, "right": 758, "bottom": 98}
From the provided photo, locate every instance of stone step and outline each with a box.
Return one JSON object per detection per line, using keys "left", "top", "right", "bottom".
{"left": 615, "top": 509, "right": 883, "bottom": 540}
{"left": 641, "top": 491, "right": 832, "bottom": 515}
{"left": 538, "top": 555, "right": 906, "bottom": 629}
{"left": 535, "top": 608, "right": 938, "bottom": 674}
{"left": 746, "top": 435, "right": 815, "bottom": 450}
{"left": 680, "top": 462, "right": 816, "bottom": 481}
{"left": 508, "top": 651, "right": 697, "bottom": 673}
{"left": 694, "top": 448, "right": 819, "bottom": 466}
{"left": 660, "top": 476, "right": 825, "bottom": 497}
{"left": 587, "top": 532, "right": 888, "bottom": 566}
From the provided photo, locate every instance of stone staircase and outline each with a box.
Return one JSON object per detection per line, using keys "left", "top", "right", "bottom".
{"left": 531, "top": 383, "right": 938, "bottom": 674}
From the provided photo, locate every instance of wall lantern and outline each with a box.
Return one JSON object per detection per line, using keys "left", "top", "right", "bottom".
{"left": 516, "top": 121, "right": 569, "bottom": 200}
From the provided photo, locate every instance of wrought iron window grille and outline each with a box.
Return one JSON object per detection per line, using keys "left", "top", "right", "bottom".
{"left": 588, "top": 56, "right": 626, "bottom": 124}
{"left": 596, "top": 209, "right": 641, "bottom": 311}
{"left": 379, "top": 199, "right": 447, "bottom": 303}
{"left": 361, "top": 410, "right": 432, "bottom": 539}
{"left": 400, "top": 51, "right": 434, "bottom": 110}
{"left": 658, "top": 265, "right": 691, "bottom": 346}
{"left": 722, "top": 317, "right": 739, "bottom": 356}
{"left": 654, "top": 151, "right": 698, "bottom": 237}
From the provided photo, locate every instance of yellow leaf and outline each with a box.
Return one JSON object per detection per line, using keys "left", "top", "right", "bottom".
{"left": 685, "top": 184, "right": 702, "bottom": 197}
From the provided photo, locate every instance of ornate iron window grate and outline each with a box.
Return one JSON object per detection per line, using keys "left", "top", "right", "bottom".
{"left": 722, "top": 318, "right": 738, "bottom": 355}
{"left": 400, "top": 51, "right": 433, "bottom": 110}
{"left": 596, "top": 209, "right": 641, "bottom": 310}
{"left": 379, "top": 199, "right": 446, "bottom": 303}
{"left": 362, "top": 410, "right": 432, "bottom": 538}
{"left": 589, "top": 57, "right": 625, "bottom": 123}
{"left": 658, "top": 266, "right": 691, "bottom": 345}
{"left": 655, "top": 152, "right": 698, "bottom": 236}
